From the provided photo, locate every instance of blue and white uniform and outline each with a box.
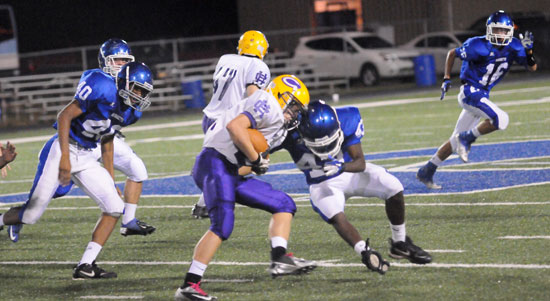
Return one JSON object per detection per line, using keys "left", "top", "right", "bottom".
{"left": 275, "top": 107, "right": 403, "bottom": 222}
{"left": 452, "top": 36, "right": 528, "bottom": 140}
{"left": 201, "top": 54, "right": 271, "bottom": 133}
{"left": 20, "top": 69, "right": 124, "bottom": 224}
{"left": 193, "top": 90, "right": 294, "bottom": 240}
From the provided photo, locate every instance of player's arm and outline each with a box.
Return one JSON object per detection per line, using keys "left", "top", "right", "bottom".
{"left": 245, "top": 84, "right": 260, "bottom": 97}
{"left": 227, "top": 114, "right": 258, "bottom": 162}
{"left": 100, "top": 134, "right": 115, "bottom": 180}
{"left": 57, "top": 100, "right": 83, "bottom": 185}
{"left": 342, "top": 143, "right": 366, "bottom": 173}
{"left": 443, "top": 49, "right": 456, "bottom": 80}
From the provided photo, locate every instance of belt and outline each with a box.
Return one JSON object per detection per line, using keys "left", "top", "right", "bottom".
{"left": 69, "top": 137, "right": 93, "bottom": 151}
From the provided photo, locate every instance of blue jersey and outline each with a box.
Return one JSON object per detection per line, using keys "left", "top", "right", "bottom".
{"left": 110, "top": 104, "right": 142, "bottom": 133}
{"left": 53, "top": 69, "right": 118, "bottom": 149}
{"left": 276, "top": 107, "right": 364, "bottom": 185}
{"left": 456, "top": 36, "right": 527, "bottom": 91}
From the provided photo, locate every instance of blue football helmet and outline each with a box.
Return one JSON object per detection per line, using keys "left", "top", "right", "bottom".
{"left": 298, "top": 100, "right": 343, "bottom": 160}
{"left": 486, "top": 10, "right": 514, "bottom": 46}
{"left": 98, "top": 38, "right": 135, "bottom": 77}
{"left": 116, "top": 62, "right": 154, "bottom": 112}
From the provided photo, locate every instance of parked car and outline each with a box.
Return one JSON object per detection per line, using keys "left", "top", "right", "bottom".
{"left": 401, "top": 31, "right": 478, "bottom": 74}
{"left": 292, "top": 31, "right": 419, "bottom": 86}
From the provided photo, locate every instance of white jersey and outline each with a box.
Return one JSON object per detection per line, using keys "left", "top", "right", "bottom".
{"left": 204, "top": 90, "right": 285, "bottom": 165}
{"left": 202, "top": 54, "right": 271, "bottom": 120}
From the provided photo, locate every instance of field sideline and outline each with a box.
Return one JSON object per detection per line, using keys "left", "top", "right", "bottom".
{"left": 1, "top": 77, "right": 549, "bottom": 300}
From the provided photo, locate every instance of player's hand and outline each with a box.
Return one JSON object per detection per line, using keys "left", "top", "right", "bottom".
{"left": 323, "top": 155, "right": 344, "bottom": 177}
{"left": 0, "top": 141, "right": 17, "bottom": 164}
{"left": 440, "top": 79, "right": 451, "bottom": 100}
{"left": 58, "top": 155, "right": 72, "bottom": 186}
{"left": 519, "top": 31, "right": 534, "bottom": 50}
{"left": 250, "top": 152, "right": 269, "bottom": 175}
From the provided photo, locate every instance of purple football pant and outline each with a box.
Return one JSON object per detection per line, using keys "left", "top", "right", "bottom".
{"left": 192, "top": 147, "right": 296, "bottom": 240}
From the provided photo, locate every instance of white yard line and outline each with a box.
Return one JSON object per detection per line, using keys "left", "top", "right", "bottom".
{"left": 498, "top": 236, "right": 550, "bottom": 240}
{"left": 80, "top": 297, "right": 144, "bottom": 300}
{"left": 1, "top": 260, "right": 549, "bottom": 270}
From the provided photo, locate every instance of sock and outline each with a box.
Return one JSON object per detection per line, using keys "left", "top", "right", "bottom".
{"left": 390, "top": 223, "right": 406, "bottom": 242}
{"left": 461, "top": 129, "right": 477, "bottom": 144}
{"left": 270, "top": 236, "right": 288, "bottom": 249}
{"left": 122, "top": 203, "right": 137, "bottom": 225}
{"left": 197, "top": 194, "right": 206, "bottom": 207}
{"left": 0, "top": 214, "right": 4, "bottom": 226}
{"left": 183, "top": 272, "right": 203, "bottom": 288}
{"left": 354, "top": 240, "right": 366, "bottom": 255}
{"left": 78, "top": 241, "right": 102, "bottom": 266}
{"left": 429, "top": 155, "right": 442, "bottom": 167}
{"left": 188, "top": 260, "right": 208, "bottom": 277}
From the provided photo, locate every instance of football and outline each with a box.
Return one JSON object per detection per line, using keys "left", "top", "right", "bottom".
{"left": 248, "top": 128, "right": 268, "bottom": 153}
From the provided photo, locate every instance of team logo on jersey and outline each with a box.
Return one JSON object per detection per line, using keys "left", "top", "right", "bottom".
{"left": 255, "top": 71, "right": 268, "bottom": 86}
{"left": 490, "top": 52, "right": 495, "bottom": 56}
{"left": 459, "top": 47, "right": 467, "bottom": 59}
{"left": 281, "top": 76, "right": 302, "bottom": 90}
{"left": 253, "top": 99, "right": 270, "bottom": 118}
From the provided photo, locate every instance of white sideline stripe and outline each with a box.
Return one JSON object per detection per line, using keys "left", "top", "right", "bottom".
{"left": 2, "top": 201, "right": 549, "bottom": 210}
{"left": 498, "top": 236, "right": 550, "bottom": 240}
{"left": 1, "top": 260, "right": 549, "bottom": 270}
{"left": 6, "top": 88, "right": 550, "bottom": 145}
{"left": 80, "top": 296, "right": 144, "bottom": 300}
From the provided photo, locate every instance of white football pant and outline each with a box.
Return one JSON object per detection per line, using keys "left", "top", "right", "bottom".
{"left": 309, "top": 163, "right": 403, "bottom": 221}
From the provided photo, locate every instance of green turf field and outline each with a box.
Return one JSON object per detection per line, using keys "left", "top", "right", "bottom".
{"left": 1, "top": 77, "right": 549, "bottom": 300}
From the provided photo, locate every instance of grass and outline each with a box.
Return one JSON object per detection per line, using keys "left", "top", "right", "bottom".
{"left": 1, "top": 76, "right": 550, "bottom": 300}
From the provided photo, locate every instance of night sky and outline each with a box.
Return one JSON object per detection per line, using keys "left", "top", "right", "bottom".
{"left": 1, "top": 0, "right": 239, "bottom": 53}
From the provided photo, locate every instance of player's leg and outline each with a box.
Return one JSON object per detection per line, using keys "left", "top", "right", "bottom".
{"left": 310, "top": 173, "right": 389, "bottom": 274}
{"left": 417, "top": 85, "right": 481, "bottom": 188}
{"left": 109, "top": 136, "right": 156, "bottom": 236}
{"left": 353, "top": 164, "right": 431, "bottom": 264}
{"left": 71, "top": 155, "right": 124, "bottom": 279}
{"left": 177, "top": 148, "right": 234, "bottom": 300}
{"left": 0, "top": 136, "right": 62, "bottom": 242}
{"left": 236, "top": 177, "right": 317, "bottom": 277}
{"left": 453, "top": 93, "right": 508, "bottom": 162}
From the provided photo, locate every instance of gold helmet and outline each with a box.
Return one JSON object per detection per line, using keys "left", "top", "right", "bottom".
{"left": 267, "top": 74, "right": 310, "bottom": 130}
{"left": 237, "top": 30, "right": 269, "bottom": 60}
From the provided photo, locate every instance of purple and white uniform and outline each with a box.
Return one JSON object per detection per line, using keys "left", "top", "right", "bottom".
{"left": 193, "top": 90, "right": 294, "bottom": 240}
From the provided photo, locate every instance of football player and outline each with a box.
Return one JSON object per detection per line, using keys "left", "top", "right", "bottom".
{"left": 6, "top": 39, "right": 156, "bottom": 242}
{"left": 271, "top": 100, "right": 432, "bottom": 274}
{"left": 417, "top": 10, "right": 537, "bottom": 189}
{"left": 191, "top": 30, "right": 271, "bottom": 219}
{"left": 175, "top": 75, "right": 315, "bottom": 301}
{"left": 0, "top": 61, "right": 154, "bottom": 279}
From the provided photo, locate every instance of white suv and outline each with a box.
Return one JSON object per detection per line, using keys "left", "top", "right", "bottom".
{"left": 292, "top": 31, "right": 419, "bottom": 86}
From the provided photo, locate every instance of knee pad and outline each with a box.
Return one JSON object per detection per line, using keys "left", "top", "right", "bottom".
{"left": 493, "top": 110, "right": 509, "bottom": 130}
{"left": 120, "top": 155, "right": 148, "bottom": 182}
{"left": 102, "top": 200, "right": 124, "bottom": 217}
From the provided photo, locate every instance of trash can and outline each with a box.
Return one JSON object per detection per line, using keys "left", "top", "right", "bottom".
{"left": 181, "top": 78, "right": 206, "bottom": 109}
{"left": 413, "top": 55, "right": 436, "bottom": 87}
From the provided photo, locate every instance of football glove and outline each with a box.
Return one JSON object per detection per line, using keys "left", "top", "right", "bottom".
{"left": 440, "top": 79, "right": 451, "bottom": 100}
{"left": 323, "top": 155, "right": 344, "bottom": 177}
{"left": 249, "top": 152, "right": 269, "bottom": 175}
{"left": 519, "top": 31, "right": 534, "bottom": 50}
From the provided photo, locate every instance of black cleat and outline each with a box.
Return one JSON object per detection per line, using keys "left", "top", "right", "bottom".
{"left": 120, "top": 218, "right": 156, "bottom": 236}
{"left": 73, "top": 261, "right": 117, "bottom": 279}
{"left": 175, "top": 281, "right": 217, "bottom": 301}
{"left": 361, "top": 239, "right": 390, "bottom": 275}
{"left": 389, "top": 236, "right": 432, "bottom": 264}
{"left": 191, "top": 204, "right": 209, "bottom": 219}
